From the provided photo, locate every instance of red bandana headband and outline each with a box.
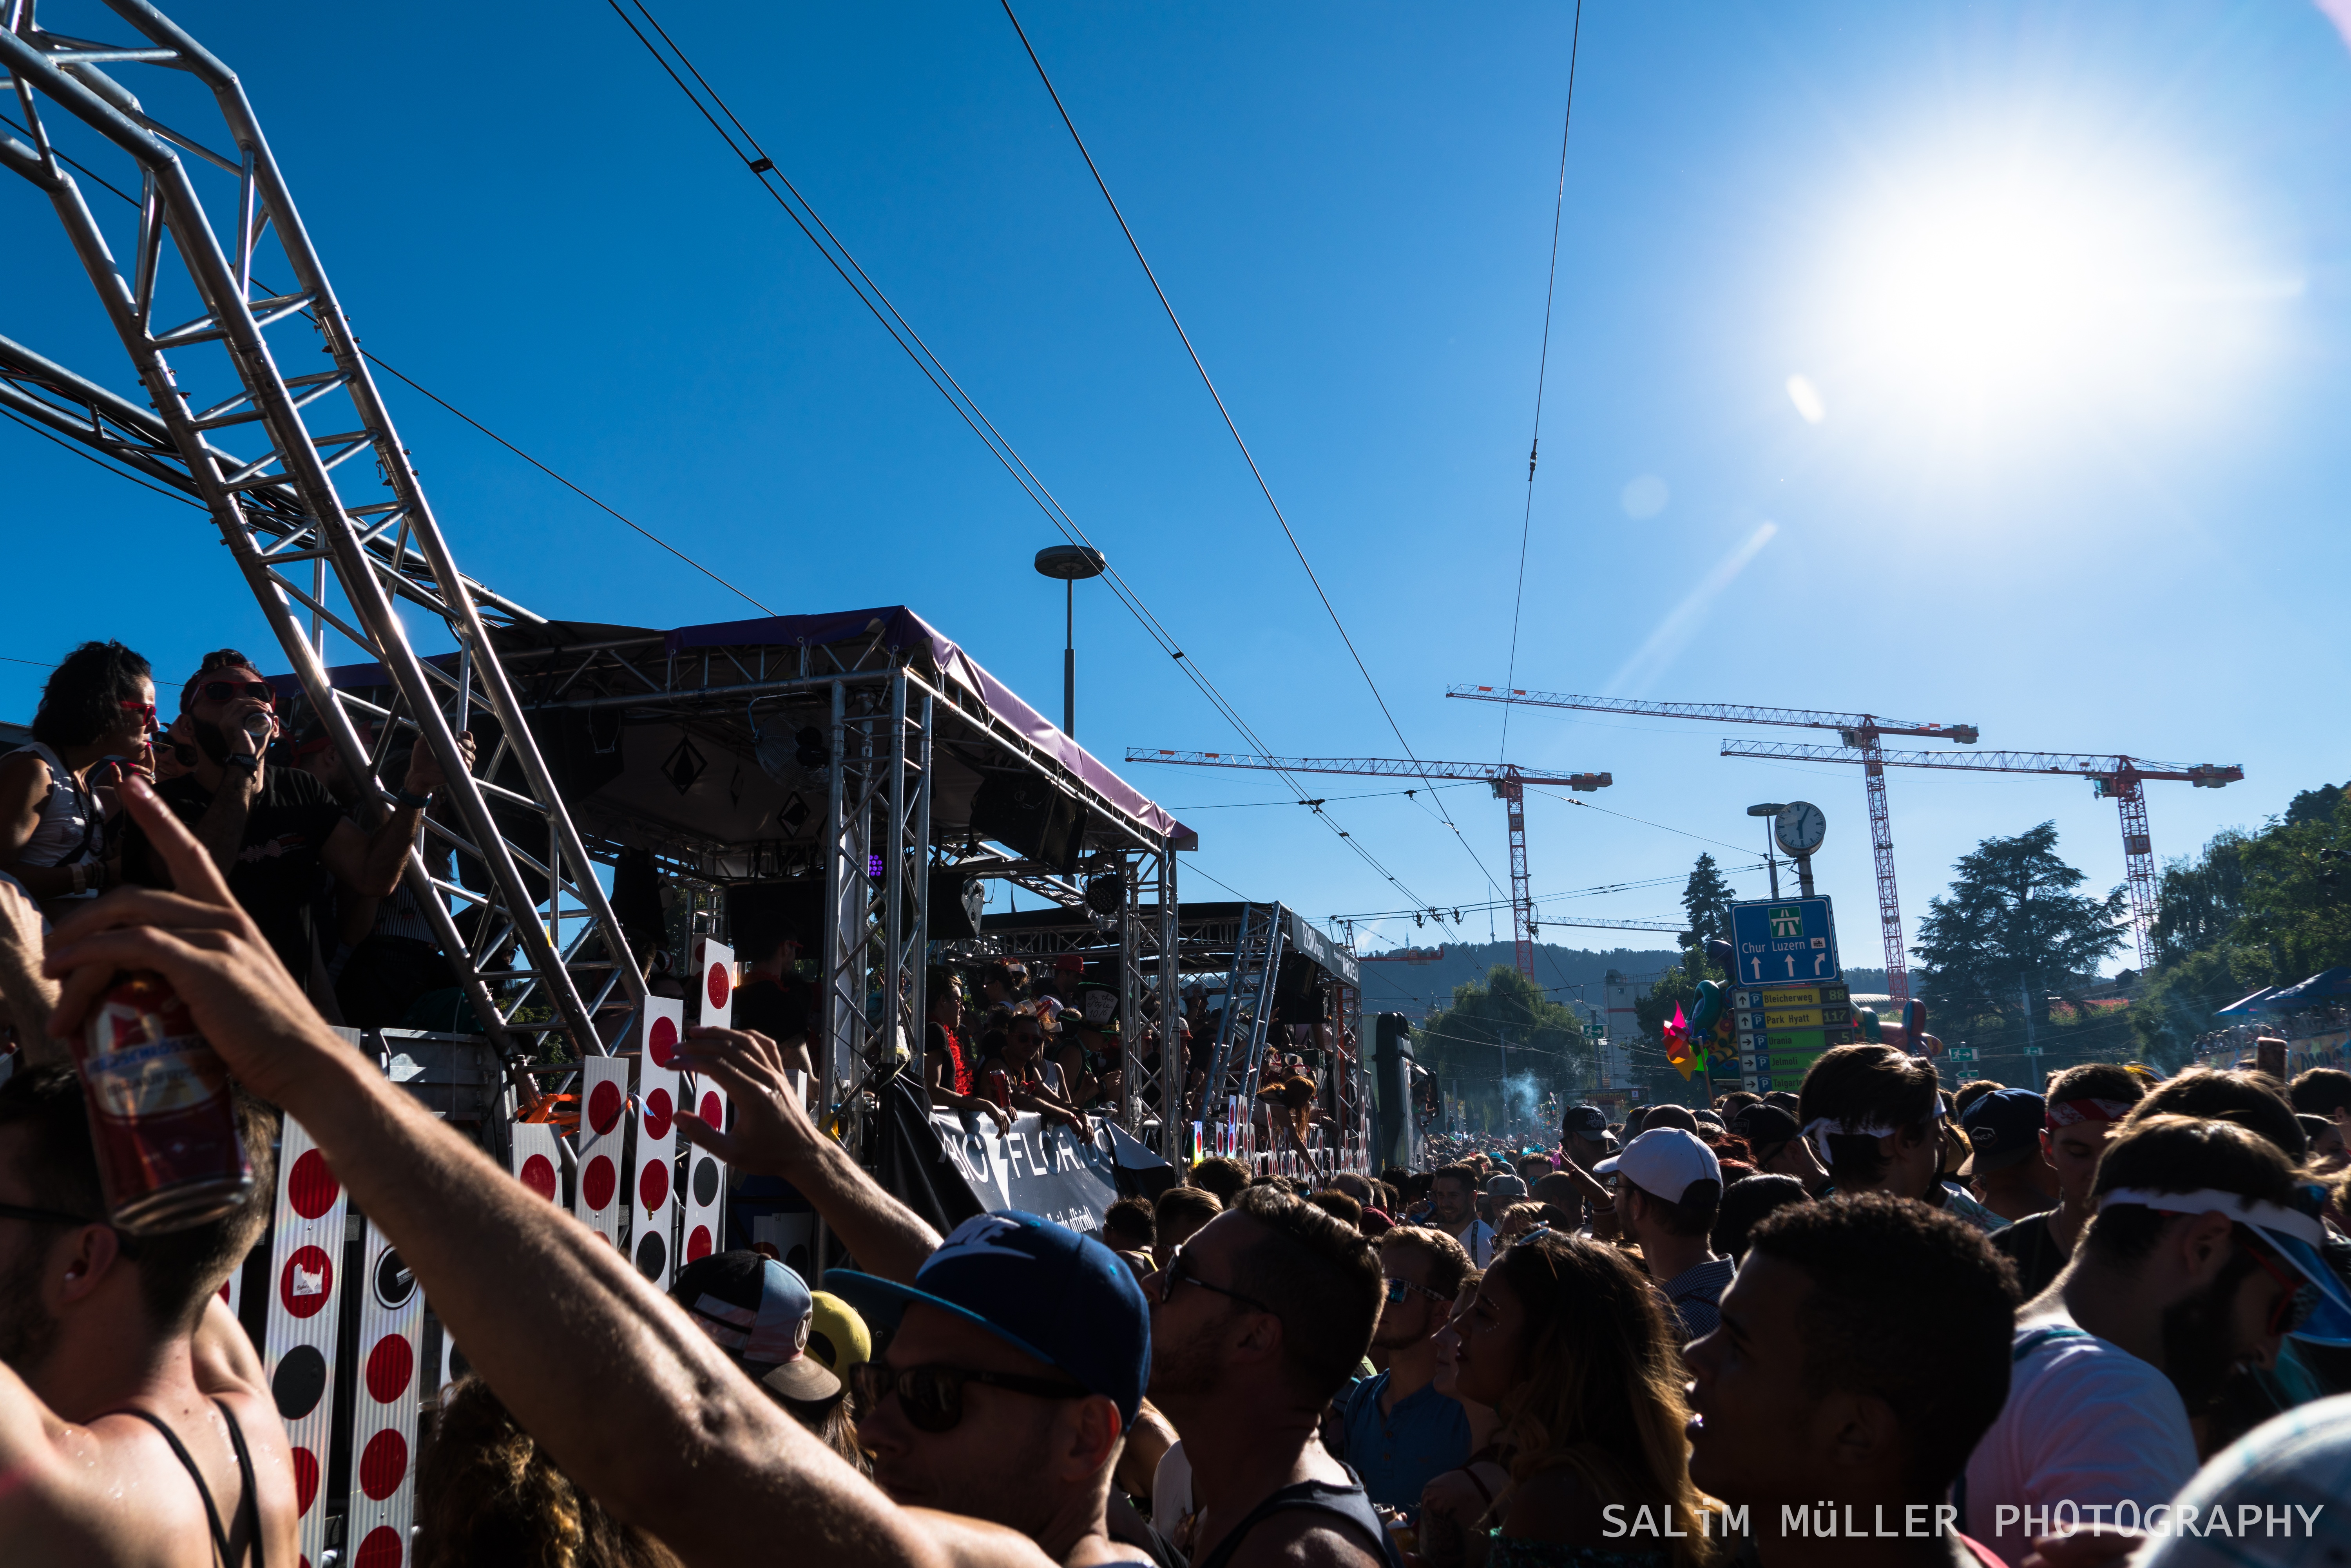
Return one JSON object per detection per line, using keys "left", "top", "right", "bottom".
{"left": 2047, "top": 1097, "right": 2135, "bottom": 1129}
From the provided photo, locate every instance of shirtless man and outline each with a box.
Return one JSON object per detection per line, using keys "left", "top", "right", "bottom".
{"left": 0, "top": 1061, "right": 296, "bottom": 1565}
{"left": 42, "top": 773, "right": 1048, "bottom": 1568}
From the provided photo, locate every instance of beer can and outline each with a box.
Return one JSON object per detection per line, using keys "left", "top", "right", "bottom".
{"left": 72, "top": 971, "right": 254, "bottom": 1234}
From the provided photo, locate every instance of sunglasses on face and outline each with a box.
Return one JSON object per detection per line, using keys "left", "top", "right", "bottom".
{"left": 1384, "top": 1276, "right": 1451, "bottom": 1306}
{"left": 850, "top": 1360, "right": 1091, "bottom": 1434}
{"left": 1151, "top": 1242, "right": 1276, "bottom": 1314}
{"left": 196, "top": 679, "right": 275, "bottom": 707}
{"left": 117, "top": 699, "right": 159, "bottom": 731}
{"left": 1010, "top": 1031, "right": 1043, "bottom": 1045}
{"left": 2239, "top": 1239, "right": 2316, "bottom": 1338}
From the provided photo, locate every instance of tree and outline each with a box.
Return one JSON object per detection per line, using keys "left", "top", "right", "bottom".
{"left": 2151, "top": 831, "right": 2250, "bottom": 967}
{"left": 1912, "top": 823, "right": 2128, "bottom": 1032}
{"left": 1680, "top": 853, "right": 1737, "bottom": 977}
{"left": 1415, "top": 965, "right": 1590, "bottom": 1128}
{"left": 2134, "top": 783, "right": 2351, "bottom": 1062}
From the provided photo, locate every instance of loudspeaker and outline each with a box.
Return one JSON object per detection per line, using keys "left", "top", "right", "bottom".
{"left": 929, "top": 870, "right": 985, "bottom": 940}
{"left": 725, "top": 880, "right": 827, "bottom": 962}
{"left": 1272, "top": 951, "right": 1324, "bottom": 1027}
{"left": 969, "top": 772, "right": 1087, "bottom": 874}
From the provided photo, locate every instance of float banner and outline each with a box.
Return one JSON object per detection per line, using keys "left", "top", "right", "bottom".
{"left": 925, "top": 1112, "right": 1126, "bottom": 1237}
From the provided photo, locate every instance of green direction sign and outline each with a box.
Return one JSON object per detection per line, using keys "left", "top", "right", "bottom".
{"left": 1740, "top": 1029, "right": 1834, "bottom": 1077}
{"left": 1943, "top": 1047, "right": 1979, "bottom": 1063}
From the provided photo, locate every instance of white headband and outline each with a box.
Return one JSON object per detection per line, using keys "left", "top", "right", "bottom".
{"left": 2096, "top": 1187, "right": 2324, "bottom": 1248}
{"left": 1802, "top": 1099, "right": 1946, "bottom": 1167}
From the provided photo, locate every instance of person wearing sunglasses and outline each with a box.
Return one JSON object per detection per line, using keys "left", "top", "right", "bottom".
{"left": 1333, "top": 1226, "right": 1479, "bottom": 1512}
{"left": 0, "top": 1060, "right": 295, "bottom": 1564}
{"left": 1958, "top": 1114, "right": 2351, "bottom": 1565}
{"left": 47, "top": 777, "right": 1058, "bottom": 1568}
{"left": 121, "top": 648, "right": 473, "bottom": 1012}
{"left": 670, "top": 1018, "right": 1160, "bottom": 1568}
{"left": 1140, "top": 1186, "right": 1398, "bottom": 1568}
{"left": 0, "top": 639, "right": 157, "bottom": 915}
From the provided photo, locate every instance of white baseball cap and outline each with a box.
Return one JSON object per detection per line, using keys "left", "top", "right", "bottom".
{"left": 1594, "top": 1128, "right": 1721, "bottom": 1204}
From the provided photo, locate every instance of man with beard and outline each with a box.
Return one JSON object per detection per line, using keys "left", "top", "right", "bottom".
{"left": 1335, "top": 1226, "right": 1474, "bottom": 1510}
{"left": 124, "top": 650, "right": 468, "bottom": 1003}
{"left": 0, "top": 1064, "right": 296, "bottom": 1563}
{"left": 1143, "top": 1184, "right": 1395, "bottom": 1568}
{"left": 1958, "top": 1114, "right": 2351, "bottom": 1565}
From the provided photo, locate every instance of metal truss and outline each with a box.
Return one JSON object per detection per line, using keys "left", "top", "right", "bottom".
{"left": 1447, "top": 686, "right": 1982, "bottom": 744}
{"left": 1129, "top": 748, "right": 1612, "bottom": 791}
{"left": 2, "top": 2, "right": 637, "bottom": 1056}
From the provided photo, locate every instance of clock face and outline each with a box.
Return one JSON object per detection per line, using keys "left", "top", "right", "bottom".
{"left": 1775, "top": 800, "right": 1827, "bottom": 856}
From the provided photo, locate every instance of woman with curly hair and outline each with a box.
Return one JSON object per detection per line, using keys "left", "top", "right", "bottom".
{"left": 1418, "top": 1232, "right": 1717, "bottom": 1568}
{"left": 0, "top": 639, "right": 155, "bottom": 913}
{"left": 416, "top": 1375, "right": 681, "bottom": 1568}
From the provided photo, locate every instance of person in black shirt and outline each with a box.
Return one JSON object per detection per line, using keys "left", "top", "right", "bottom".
{"left": 124, "top": 650, "right": 467, "bottom": 1011}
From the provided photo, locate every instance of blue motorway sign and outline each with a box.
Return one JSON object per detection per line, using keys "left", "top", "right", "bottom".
{"left": 1730, "top": 896, "right": 1841, "bottom": 986}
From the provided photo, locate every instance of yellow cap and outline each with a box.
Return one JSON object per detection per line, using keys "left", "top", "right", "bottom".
{"left": 806, "top": 1289, "right": 872, "bottom": 1374}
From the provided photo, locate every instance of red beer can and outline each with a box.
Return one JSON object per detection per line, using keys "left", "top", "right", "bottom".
{"left": 72, "top": 971, "right": 254, "bottom": 1233}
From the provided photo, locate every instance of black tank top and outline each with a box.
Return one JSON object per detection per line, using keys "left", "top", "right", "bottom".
{"left": 1194, "top": 1472, "right": 1403, "bottom": 1568}
{"left": 101, "top": 1399, "right": 266, "bottom": 1568}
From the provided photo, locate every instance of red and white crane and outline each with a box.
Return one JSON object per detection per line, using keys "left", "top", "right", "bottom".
{"left": 1716, "top": 742, "right": 2242, "bottom": 969}
{"left": 1448, "top": 686, "right": 1982, "bottom": 1003}
{"left": 1126, "top": 749, "right": 1610, "bottom": 980}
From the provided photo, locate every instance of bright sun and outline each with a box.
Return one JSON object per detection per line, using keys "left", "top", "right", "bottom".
{"left": 1811, "top": 134, "right": 2293, "bottom": 448}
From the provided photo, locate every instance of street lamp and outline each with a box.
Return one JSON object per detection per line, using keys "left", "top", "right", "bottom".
{"left": 1034, "top": 545, "right": 1105, "bottom": 739}
{"left": 1746, "top": 802, "right": 1787, "bottom": 899}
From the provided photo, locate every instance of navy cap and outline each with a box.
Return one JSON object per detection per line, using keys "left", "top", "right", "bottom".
{"left": 828, "top": 1211, "right": 1150, "bottom": 1422}
{"left": 1563, "top": 1104, "right": 1608, "bottom": 1137}
{"left": 1961, "top": 1088, "right": 2047, "bottom": 1175}
{"left": 1734, "top": 1102, "right": 1801, "bottom": 1155}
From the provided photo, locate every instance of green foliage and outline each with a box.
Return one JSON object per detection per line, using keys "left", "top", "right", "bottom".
{"left": 2133, "top": 782, "right": 2351, "bottom": 1065}
{"left": 1416, "top": 963, "right": 1590, "bottom": 1122}
{"left": 1680, "top": 853, "right": 1737, "bottom": 972}
{"left": 1913, "top": 822, "right": 2128, "bottom": 1029}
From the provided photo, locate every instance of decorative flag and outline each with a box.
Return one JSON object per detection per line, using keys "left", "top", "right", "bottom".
{"left": 260, "top": 1118, "right": 348, "bottom": 1565}
{"left": 634, "top": 998, "right": 683, "bottom": 1287}
{"left": 344, "top": 1217, "right": 425, "bottom": 1568}
{"left": 1664, "top": 1003, "right": 1695, "bottom": 1080}
{"left": 572, "top": 1056, "right": 629, "bottom": 1249}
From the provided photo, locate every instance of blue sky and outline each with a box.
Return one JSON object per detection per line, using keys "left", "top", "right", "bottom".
{"left": 5, "top": 0, "right": 2346, "bottom": 982}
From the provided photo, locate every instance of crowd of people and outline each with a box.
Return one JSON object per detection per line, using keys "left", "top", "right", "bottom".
{"left": 5, "top": 643, "right": 2351, "bottom": 1566}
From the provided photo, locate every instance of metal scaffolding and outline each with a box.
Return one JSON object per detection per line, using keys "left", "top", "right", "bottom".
{"left": 2, "top": 1, "right": 638, "bottom": 1056}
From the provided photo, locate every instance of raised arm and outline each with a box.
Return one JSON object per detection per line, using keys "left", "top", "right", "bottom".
{"left": 44, "top": 778, "right": 1046, "bottom": 1568}
{"left": 0, "top": 874, "right": 63, "bottom": 1066}
{"left": 675, "top": 1025, "right": 946, "bottom": 1286}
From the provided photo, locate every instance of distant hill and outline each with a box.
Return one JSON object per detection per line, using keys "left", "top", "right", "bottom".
{"left": 1352, "top": 939, "right": 1887, "bottom": 1022}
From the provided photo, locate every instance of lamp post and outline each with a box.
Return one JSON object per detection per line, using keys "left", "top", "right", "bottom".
{"left": 1034, "top": 545, "right": 1106, "bottom": 739}
{"left": 1746, "top": 802, "right": 1787, "bottom": 899}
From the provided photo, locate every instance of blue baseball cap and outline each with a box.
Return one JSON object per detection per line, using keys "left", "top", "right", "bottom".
{"left": 827, "top": 1210, "right": 1151, "bottom": 1421}
{"left": 1960, "top": 1088, "right": 2048, "bottom": 1175}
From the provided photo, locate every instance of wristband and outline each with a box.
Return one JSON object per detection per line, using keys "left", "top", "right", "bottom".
{"left": 224, "top": 752, "right": 260, "bottom": 773}
{"left": 393, "top": 786, "right": 433, "bottom": 810}
{"left": 70, "top": 863, "right": 87, "bottom": 896}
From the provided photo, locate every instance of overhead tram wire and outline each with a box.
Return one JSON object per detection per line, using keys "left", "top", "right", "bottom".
{"left": 994, "top": 0, "right": 1506, "bottom": 907}
{"left": 0, "top": 108, "right": 772, "bottom": 617}
{"left": 1498, "top": 0, "right": 1585, "bottom": 762}
{"left": 607, "top": 0, "right": 1465, "bottom": 929}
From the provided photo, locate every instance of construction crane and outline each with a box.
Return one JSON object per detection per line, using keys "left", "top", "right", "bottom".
{"left": 1127, "top": 750, "right": 1610, "bottom": 980}
{"left": 1718, "top": 743, "right": 2243, "bottom": 969}
{"left": 1449, "top": 685, "right": 1983, "bottom": 1004}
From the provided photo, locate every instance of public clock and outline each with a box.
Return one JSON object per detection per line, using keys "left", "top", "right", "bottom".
{"left": 1773, "top": 800, "right": 1827, "bottom": 857}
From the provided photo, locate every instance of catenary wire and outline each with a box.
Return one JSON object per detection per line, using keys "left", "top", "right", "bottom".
{"left": 993, "top": 0, "right": 1505, "bottom": 905}
{"left": 608, "top": 0, "right": 1469, "bottom": 930}
{"left": 0, "top": 109, "right": 772, "bottom": 617}
{"left": 1498, "top": 0, "right": 1585, "bottom": 763}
